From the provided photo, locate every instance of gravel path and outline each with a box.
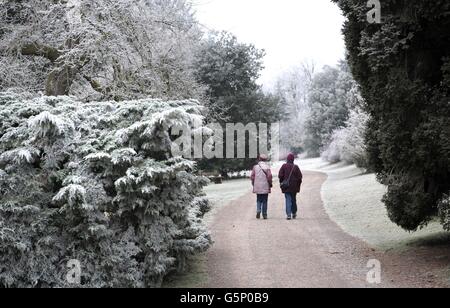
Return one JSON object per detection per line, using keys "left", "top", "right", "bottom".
{"left": 204, "top": 171, "right": 450, "bottom": 288}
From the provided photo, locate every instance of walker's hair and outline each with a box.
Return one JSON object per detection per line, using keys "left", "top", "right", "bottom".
{"left": 259, "top": 154, "right": 269, "bottom": 161}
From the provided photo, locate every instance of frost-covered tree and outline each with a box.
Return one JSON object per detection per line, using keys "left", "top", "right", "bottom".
{"left": 438, "top": 195, "right": 450, "bottom": 232}
{"left": 272, "top": 60, "right": 365, "bottom": 158}
{"left": 274, "top": 60, "right": 315, "bottom": 154}
{"left": 194, "top": 31, "right": 268, "bottom": 123}
{"left": 0, "top": 0, "right": 204, "bottom": 101}
{"left": 322, "top": 107, "right": 370, "bottom": 168}
{"left": 303, "top": 61, "right": 360, "bottom": 156}
{"left": 0, "top": 92, "right": 211, "bottom": 287}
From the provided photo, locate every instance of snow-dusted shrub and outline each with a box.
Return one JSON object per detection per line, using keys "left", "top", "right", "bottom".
{"left": 438, "top": 194, "right": 450, "bottom": 232}
{"left": 321, "top": 135, "right": 341, "bottom": 164}
{"left": 0, "top": 93, "right": 211, "bottom": 287}
{"left": 322, "top": 108, "right": 370, "bottom": 168}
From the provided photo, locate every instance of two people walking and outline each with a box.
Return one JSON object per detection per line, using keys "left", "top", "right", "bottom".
{"left": 251, "top": 153, "right": 303, "bottom": 220}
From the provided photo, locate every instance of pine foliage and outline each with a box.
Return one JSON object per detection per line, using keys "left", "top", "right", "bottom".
{"left": 0, "top": 93, "right": 211, "bottom": 287}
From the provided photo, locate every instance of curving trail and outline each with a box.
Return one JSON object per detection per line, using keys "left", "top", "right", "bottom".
{"left": 204, "top": 171, "right": 449, "bottom": 288}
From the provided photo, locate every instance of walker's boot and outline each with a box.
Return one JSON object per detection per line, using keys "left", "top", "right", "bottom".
{"left": 257, "top": 213, "right": 261, "bottom": 219}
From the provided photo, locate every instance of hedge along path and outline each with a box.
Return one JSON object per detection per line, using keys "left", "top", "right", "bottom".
{"left": 204, "top": 170, "right": 449, "bottom": 288}
{"left": 0, "top": 94, "right": 211, "bottom": 288}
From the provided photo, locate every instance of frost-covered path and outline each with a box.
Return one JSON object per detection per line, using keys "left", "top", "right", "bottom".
{"left": 204, "top": 171, "right": 448, "bottom": 288}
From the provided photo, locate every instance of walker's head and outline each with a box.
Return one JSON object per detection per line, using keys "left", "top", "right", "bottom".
{"left": 287, "top": 153, "right": 295, "bottom": 163}
{"left": 259, "top": 154, "right": 269, "bottom": 162}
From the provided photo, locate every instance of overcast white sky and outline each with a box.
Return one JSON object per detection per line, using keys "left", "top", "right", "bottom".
{"left": 192, "top": 0, "right": 346, "bottom": 89}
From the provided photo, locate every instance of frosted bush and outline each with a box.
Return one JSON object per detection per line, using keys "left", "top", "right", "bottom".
{"left": 0, "top": 93, "right": 211, "bottom": 288}
{"left": 322, "top": 108, "right": 370, "bottom": 167}
{"left": 438, "top": 194, "right": 450, "bottom": 231}
{"left": 321, "top": 135, "right": 342, "bottom": 163}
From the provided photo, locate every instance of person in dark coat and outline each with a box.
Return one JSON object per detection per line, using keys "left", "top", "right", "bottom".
{"left": 278, "top": 153, "right": 303, "bottom": 220}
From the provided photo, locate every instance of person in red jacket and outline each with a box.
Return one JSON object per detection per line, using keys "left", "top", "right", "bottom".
{"left": 278, "top": 153, "right": 303, "bottom": 220}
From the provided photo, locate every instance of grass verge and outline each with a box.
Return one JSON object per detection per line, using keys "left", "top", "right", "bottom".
{"left": 301, "top": 158, "right": 449, "bottom": 251}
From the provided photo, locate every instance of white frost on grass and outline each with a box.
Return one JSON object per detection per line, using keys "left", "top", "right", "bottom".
{"left": 203, "top": 179, "right": 252, "bottom": 225}
{"left": 300, "top": 158, "right": 448, "bottom": 251}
